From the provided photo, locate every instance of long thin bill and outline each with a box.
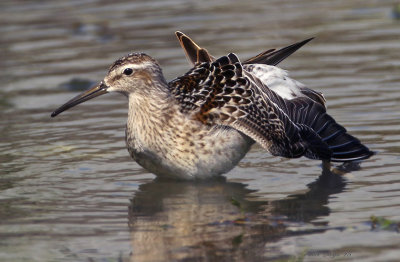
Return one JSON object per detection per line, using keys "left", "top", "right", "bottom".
{"left": 51, "top": 82, "right": 108, "bottom": 117}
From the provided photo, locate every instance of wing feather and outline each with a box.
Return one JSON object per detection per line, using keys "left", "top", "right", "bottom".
{"left": 243, "top": 64, "right": 326, "bottom": 107}
{"left": 175, "top": 31, "right": 215, "bottom": 65}
{"left": 169, "top": 54, "right": 317, "bottom": 158}
{"left": 243, "top": 38, "right": 314, "bottom": 65}
{"left": 169, "top": 53, "right": 372, "bottom": 162}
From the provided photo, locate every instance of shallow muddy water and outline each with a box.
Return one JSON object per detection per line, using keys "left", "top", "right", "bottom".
{"left": 1, "top": 0, "right": 400, "bottom": 261}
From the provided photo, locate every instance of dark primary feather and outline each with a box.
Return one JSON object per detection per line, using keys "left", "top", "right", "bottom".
{"left": 168, "top": 53, "right": 373, "bottom": 162}
{"left": 243, "top": 38, "right": 314, "bottom": 66}
{"left": 175, "top": 31, "right": 313, "bottom": 67}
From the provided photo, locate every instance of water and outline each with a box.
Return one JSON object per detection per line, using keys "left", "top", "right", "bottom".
{"left": 1, "top": 0, "right": 400, "bottom": 261}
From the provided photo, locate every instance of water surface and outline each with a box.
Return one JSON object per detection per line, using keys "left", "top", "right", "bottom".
{"left": 1, "top": 0, "right": 400, "bottom": 261}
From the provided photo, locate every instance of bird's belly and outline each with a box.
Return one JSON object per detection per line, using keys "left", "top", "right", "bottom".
{"left": 126, "top": 127, "right": 254, "bottom": 179}
{"left": 190, "top": 129, "right": 254, "bottom": 179}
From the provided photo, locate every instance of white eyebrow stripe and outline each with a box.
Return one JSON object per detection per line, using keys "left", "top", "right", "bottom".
{"left": 123, "top": 62, "right": 153, "bottom": 71}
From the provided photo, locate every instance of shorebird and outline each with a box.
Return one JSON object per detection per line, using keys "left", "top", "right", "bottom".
{"left": 51, "top": 32, "right": 373, "bottom": 179}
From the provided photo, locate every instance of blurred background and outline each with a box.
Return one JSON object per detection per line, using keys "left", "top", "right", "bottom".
{"left": 1, "top": 0, "right": 400, "bottom": 261}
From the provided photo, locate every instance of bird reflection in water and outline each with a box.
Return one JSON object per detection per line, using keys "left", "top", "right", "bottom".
{"left": 127, "top": 164, "right": 358, "bottom": 262}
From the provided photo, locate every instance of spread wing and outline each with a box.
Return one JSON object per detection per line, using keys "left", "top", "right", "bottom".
{"left": 175, "top": 31, "right": 325, "bottom": 107}
{"left": 168, "top": 54, "right": 373, "bottom": 162}
{"left": 175, "top": 31, "right": 313, "bottom": 67}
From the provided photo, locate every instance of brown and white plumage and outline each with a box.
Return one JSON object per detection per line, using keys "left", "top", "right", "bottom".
{"left": 173, "top": 32, "right": 371, "bottom": 161}
{"left": 51, "top": 32, "right": 373, "bottom": 179}
{"left": 169, "top": 52, "right": 371, "bottom": 162}
{"left": 175, "top": 31, "right": 326, "bottom": 107}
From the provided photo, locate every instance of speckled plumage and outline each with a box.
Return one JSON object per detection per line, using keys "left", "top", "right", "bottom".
{"left": 168, "top": 53, "right": 327, "bottom": 160}
{"left": 51, "top": 32, "right": 373, "bottom": 179}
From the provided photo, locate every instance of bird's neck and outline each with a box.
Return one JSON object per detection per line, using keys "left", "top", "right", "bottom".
{"left": 127, "top": 90, "right": 173, "bottom": 125}
{"left": 125, "top": 82, "right": 179, "bottom": 152}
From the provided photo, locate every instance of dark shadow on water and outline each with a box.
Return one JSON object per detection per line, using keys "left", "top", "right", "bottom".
{"left": 128, "top": 164, "right": 352, "bottom": 262}
{"left": 270, "top": 164, "right": 348, "bottom": 225}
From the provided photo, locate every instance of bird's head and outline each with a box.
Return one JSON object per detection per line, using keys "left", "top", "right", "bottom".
{"left": 51, "top": 53, "right": 165, "bottom": 117}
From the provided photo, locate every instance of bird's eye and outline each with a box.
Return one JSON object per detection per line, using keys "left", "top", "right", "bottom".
{"left": 123, "top": 68, "right": 133, "bottom": 75}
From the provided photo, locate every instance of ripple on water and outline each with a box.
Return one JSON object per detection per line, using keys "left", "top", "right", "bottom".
{"left": 1, "top": 0, "right": 400, "bottom": 261}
